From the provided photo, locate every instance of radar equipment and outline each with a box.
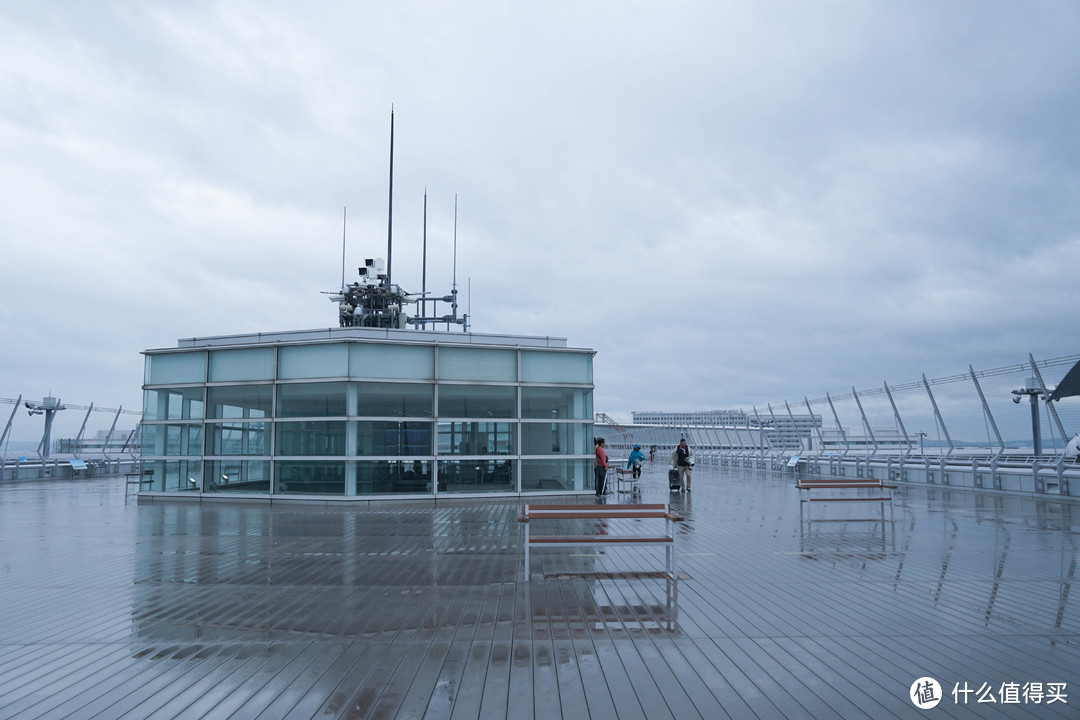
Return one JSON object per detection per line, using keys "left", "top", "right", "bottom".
{"left": 25, "top": 396, "right": 66, "bottom": 461}
{"left": 325, "top": 258, "right": 468, "bottom": 331}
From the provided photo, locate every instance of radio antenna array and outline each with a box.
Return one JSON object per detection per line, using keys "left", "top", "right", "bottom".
{"left": 323, "top": 110, "right": 469, "bottom": 333}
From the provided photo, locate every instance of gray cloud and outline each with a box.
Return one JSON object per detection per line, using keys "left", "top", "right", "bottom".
{"left": 1, "top": 1, "right": 1078, "bottom": 441}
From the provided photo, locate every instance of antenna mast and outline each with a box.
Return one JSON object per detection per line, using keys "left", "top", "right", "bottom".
{"left": 422, "top": 189, "right": 428, "bottom": 330}
{"left": 386, "top": 107, "right": 394, "bottom": 286}
{"left": 451, "top": 193, "right": 458, "bottom": 331}
{"left": 340, "top": 206, "right": 347, "bottom": 291}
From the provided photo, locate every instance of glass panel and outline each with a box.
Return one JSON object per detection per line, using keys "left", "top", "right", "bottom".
{"left": 356, "top": 421, "right": 432, "bottom": 456}
{"left": 166, "top": 426, "right": 181, "bottom": 455}
{"left": 277, "top": 382, "right": 347, "bottom": 417}
{"left": 275, "top": 461, "right": 346, "bottom": 495}
{"left": 207, "top": 385, "right": 272, "bottom": 419}
{"left": 437, "top": 385, "right": 516, "bottom": 418}
{"left": 355, "top": 460, "right": 432, "bottom": 494}
{"left": 209, "top": 347, "right": 275, "bottom": 382}
{"left": 521, "top": 458, "right": 590, "bottom": 492}
{"left": 143, "top": 387, "right": 204, "bottom": 420}
{"left": 140, "top": 425, "right": 157, "bottom": 456}
{"left": 438, "top": 347, "right": 517, "bottom": 381}
{"left": 521, "top": 387, "right": 591, "bottom": 419}
{"left": 355, "top": 382, "right": 433, "bottom": 417}
{"left": 276, "top": 421, "right": 347, "bottom": 456}
{"left": 147, "top": 352, "right": 206, "bottom": 384}
{"left": 142, "top": 424, "right": 201, "bottom": 456}
{"left": 206, "top": 422, "right": 270, "bottom": 455}
{"left": 185, "top": 426, "right": 203, "bottom": 455}
{"left": 437, "top": 459, "right": 515, "bottom": 494}
{"left": 351, "top": 343, "right": 435, "bottom": 379}
{"left": 520, "top": 422, "right": 589, "bottom": 455}
{"left": 139, "top": 459, "right": 202, "bottom": 492}
{"left": 520, "top": 350, "right": 591, "bottom": 383}
{"left": 437, "top": 422, "right": 515, "bottom": 455}
{"left": 204, "top": 460, "right": 271, "bottom": 494}
{"left": 278, "top": 344, "right": 348, "bottom": 379}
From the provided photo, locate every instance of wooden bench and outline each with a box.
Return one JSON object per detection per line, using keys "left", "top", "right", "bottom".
{"left": 518, "top": 503, "right": 684, "bottom": 581}
{"left": 614, "top": 467, "right": 640, "bottom": 495}
{"left": 796, "top": 479, "right": 897, "bottom": 522}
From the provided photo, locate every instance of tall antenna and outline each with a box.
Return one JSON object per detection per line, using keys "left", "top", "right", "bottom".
{"left": 340, "top": 206, "right": 347, "bottom": 291}
{"left": 386, "top": 106, "right": 395, "bottom": 286}
{"left": 452, "top": 193, "right": 458, "bottom": 332}
{"left": 452, "top": 193, "right": 458, "bottom": 289}
{"left": 421, "top": 189, "right": 428, "bottom": 330}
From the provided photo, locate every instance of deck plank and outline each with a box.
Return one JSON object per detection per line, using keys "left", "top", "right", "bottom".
{"left": 0, "top": 467, "right": 1077, "bottom": 718}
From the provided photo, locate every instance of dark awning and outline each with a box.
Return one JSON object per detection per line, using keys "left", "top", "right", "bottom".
{"left": 1048, "top": 359, "right": 1080, "bottom": 402}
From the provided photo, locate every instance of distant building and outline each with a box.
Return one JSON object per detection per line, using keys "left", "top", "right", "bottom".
{"left": 632, "top": 410, "right": 748, "bottom": 426}
{"left": 141, "top": 328, "right": 595, "bottom": 500}
{"left": 631, "top": 409, "right": 822, "bottom": 452}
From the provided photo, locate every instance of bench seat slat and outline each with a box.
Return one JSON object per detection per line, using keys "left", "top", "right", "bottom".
{"left": 528, "top": 535, "right": 674, "bottom": 544}
{"left": 525, "top": 503, "right": 667, "bottom": 510}
{"left": 524, "top": 511, "right": 668, "bottom": 520}
{"left": 797, "top": 483, "right": 896, "bottom": 489}
{"left": 804, "top": 497, "right": 893, "bottom": 502}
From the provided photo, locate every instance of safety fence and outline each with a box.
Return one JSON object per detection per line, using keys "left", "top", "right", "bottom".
{"left": 600, "top": 353, "right": 1080, "bottom": 498}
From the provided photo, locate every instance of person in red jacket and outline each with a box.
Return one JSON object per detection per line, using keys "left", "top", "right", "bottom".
{"left": 594, "top": 437, "right": 609, "bottom": 497}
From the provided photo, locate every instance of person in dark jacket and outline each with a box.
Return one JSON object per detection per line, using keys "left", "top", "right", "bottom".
{"left": 670, "top": 438, "right": 693, "bottom": 492}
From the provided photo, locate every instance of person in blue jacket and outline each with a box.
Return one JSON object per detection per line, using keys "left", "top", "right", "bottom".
{"left": 627, "top": 444, "right": 646, "bottom": 479}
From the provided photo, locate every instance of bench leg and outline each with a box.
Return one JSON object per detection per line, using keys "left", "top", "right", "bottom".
{"left": 671, "top": 536, "right": 678, "bottom": 581}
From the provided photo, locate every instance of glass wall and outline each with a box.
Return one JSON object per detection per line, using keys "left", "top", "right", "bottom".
{"left": 520, "top": 459, "right": 591, "bottom": 492}
{"left": 355, "top": 460, "right": 432, "bottom": 494}
{"left": 203, "top": 460, "right": 271, "bottom": 494}
{"left": 276, "top": 421, "right": 347, "bottom": 456}
{"left": 437, "top": 459, "right": 515, "bottom": 493}
{"left": 277, "top": 382, "right": 347, "bottom": 417}
{"left": 437, "top": 384, "right": 516, "bottom": 418}
{"left": 275, "top": 460, "right": 346, "bottom": 495}
{"left": 142, "top": 340, "right": 593, "bottom": 498}
{"left": 207, "top": 385, "right": 272, "bottom": 419}
{"left": 356, "top": 421, "right": 432, "bottom": 456}
{"left": 355, "top": 382, "right": 433, "bottom": 417}
{"left": 143, "top": 387, "right": 204, "bottom": 420}
{"left": 205, "top": 421, "right": 269, "bottom": 455}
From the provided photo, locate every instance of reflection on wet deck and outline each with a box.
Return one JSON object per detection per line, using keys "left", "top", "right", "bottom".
{"left": 0, "top": 464, "right": 1077, "bottom": 718}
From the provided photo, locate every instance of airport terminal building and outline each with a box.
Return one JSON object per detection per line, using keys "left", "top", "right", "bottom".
{"left": 140, "top": 328, "right": 594, "bottom": 501}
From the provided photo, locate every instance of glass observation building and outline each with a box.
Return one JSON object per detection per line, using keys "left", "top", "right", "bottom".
{"left": 139, "top": 328, "right": 594, "bottom": 501}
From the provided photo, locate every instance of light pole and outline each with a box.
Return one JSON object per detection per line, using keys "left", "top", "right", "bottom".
{"left": 1011, "top": 380, "right": 1047, "bottom": 456}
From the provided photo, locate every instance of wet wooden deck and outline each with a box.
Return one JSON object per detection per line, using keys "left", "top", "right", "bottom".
{"left": 0, "top": 463, "right": 1077, "bottom": 718}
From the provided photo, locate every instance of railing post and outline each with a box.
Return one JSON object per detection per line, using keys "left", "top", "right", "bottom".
{"left": 825, "top": 393, "right": 850, "bottom": 475}
{"left": 73, "top": 403, "right": 94, "bottom": 458}
{"left": 852, "top": 387, "right": 877, "bottom": 458}
{"left": 922, "top": 375, "right": 954, "bottom": 457}
{"left": 0, "top": 395, "right": 21, "bottom": 473}
{"left": 805, "top": 396, "right": 826, "bottom": 472}
{"left": 753, "top": 406, "right": 767, "bottom": 468}
{"left": 102, "top": 406, "right": 122, "bottom": 462}
{"left": 969, "top": 365, "right": 1005, "bottom": 453}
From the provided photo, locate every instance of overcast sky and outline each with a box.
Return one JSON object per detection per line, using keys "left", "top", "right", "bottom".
{"left": 1, "top": 1, "right": 1078, "bottom": 441}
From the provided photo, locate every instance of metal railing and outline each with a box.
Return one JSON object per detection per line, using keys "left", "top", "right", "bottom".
{"left": 602, "top": 353, "right": 1080, "bottom": 498}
